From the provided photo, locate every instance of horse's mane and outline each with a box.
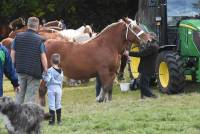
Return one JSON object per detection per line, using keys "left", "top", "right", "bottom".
{"left": 9, "top": 17, "right": 26, "bottom": 30}
{"left": 86, "top": 21, "right": 123, "bottom": 42}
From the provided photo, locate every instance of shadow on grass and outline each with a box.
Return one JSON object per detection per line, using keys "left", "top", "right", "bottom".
{"left": 183, "top": 81, "right": 200, "bottom": 94}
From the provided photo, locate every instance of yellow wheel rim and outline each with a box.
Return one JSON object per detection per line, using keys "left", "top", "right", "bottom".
{"left": 130, "top": 45, "right": 140, "bottom": 79}
{"left": 159, "top": 62, "right": 169, "bottom": 88}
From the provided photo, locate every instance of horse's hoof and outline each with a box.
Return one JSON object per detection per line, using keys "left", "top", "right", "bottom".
{"left": 96, "top": 97, "right": 103, "bottom": 103}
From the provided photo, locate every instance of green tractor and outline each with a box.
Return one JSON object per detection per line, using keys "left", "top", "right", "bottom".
{"left": 130, "top": 0, "right": 200, "bottom": 93}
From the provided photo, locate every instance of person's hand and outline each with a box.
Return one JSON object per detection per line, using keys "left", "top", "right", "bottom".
{"left": 124, "top": 50, "right": 129, "bottom": 56}
{"left": 14, "top": 86, "right": 20, "bottom": 93}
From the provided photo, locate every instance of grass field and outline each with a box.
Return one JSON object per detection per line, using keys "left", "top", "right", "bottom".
{"left": 1, "top": 78, "right": 200, "bottom": 134}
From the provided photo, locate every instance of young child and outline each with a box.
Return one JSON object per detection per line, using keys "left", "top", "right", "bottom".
{"left": 129, "top": 40, "right": 159, "bottom": 99}
{"left": 43, "top": 53, "right": 63, "bottom": 125}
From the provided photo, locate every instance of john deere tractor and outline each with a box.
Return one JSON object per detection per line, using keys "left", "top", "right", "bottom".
{"left": 130, "top": 0, "right": 200, "bottom": 93}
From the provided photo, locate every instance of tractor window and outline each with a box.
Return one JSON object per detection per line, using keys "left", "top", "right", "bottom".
{"left": 167, "top": 0, "right": 200, "bottom": 26}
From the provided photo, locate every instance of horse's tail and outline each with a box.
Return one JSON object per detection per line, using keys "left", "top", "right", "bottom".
{"left": 39, "top": 80, "right": 47, "bottom": 106}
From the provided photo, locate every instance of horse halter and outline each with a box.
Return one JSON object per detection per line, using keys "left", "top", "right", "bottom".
{"left": 125, "top": 22, "right": 144, "bottom": 41}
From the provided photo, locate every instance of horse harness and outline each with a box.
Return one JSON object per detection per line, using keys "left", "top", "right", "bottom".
{"left": 125, "top": 22, "right": 144, "bottom": 41}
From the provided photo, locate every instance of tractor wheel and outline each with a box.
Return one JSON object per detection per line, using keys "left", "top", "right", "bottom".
{"left": 129, "top": 47, "right": 140, "bottom": 79}
{"left": 156, "top": 51, "right": 185, "bottom": 94}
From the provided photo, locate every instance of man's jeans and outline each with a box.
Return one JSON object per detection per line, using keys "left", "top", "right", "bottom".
{"left": 16, "top": 73, "right": 40, "bottom": 104}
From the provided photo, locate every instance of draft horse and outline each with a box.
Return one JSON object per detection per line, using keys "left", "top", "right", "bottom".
{"left": 39, "top": 17, "right": 155, "bottom": 104}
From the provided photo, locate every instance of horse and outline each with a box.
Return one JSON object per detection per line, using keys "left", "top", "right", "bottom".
{"left": 0, "top": 24, "right": 12, "bottom": 41}
{"left": 8, "top": 19, "right": 67, "bottom": 38}
{"left": 1, "top": 28, "right": 63, "bottom": 52}
{"left": 9, "top": 17, "right": 26, "bottom": 30}
{"left": 37, "top": 29, "right": 65, "bottom": 41}
{"left": 43, "top": 20, "right": 61, "bottom": 27}
{"left": 1, "top": 37, "right": 13, "bottom": 52}
{"left": 58, "top": 25, "right": 93, "bottom": 42}
{"left": 7, "top": 23, "right": 93, "bottom": 42}
{"left": 38, "top": 17, "right": 155, "bottom": 105}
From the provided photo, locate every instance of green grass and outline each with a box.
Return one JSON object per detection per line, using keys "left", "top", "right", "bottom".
{"left": 1, "top": 78, "right": 200, "bottom": 134}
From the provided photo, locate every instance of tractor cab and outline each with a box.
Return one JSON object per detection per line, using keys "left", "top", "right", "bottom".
{"left": 138, "top": 0, "right": 200, "bottom": 46}
{"left": 130, "top": 0, "right": 200, "bottom": 94}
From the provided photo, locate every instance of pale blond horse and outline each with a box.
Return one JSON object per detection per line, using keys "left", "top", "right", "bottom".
{"left": 58, "top": 25, "right": 94, "bottom": 42}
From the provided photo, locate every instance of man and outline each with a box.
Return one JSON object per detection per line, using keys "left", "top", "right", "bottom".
{"left": 0, "top": 43, "right": 20, "bottom": 96}
{"left": 11, "top": 17, "right": 48, "bottom": 103}
{"left": 129, "top": 40, "right": 159, "bottom": 99}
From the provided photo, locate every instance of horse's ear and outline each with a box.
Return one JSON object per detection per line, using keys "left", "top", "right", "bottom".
{"left": 122, "top": 17, "right": 129, "bottom": 23}
{"left": 83, "top": 23, "right": 86, "bottom": 27}
{"left": 118, "top": 19, "right": 123, "bottom": 22}
{"left": 22, "top": 18, "right": 26, "bottom": 25}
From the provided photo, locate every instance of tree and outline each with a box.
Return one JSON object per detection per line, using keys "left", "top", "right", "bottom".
{"left": 0, "top": 0, "right": 138, "bottom": 31}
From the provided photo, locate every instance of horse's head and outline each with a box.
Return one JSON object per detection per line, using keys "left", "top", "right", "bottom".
{"left": 122, "top": 17, "right": 156, "bottom": 45}
{"left": 9, "top": 17, "right": 26, "bottom": 30}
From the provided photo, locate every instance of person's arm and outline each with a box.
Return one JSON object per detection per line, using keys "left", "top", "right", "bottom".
{"left": 139, "top": 44, "right": 158, "bottom": 57}
{"left": 40, "top": 43, "right": 48, "bottom": 73}
{"left": 10, "top": 39, "right": 16, "bottom": 64}
{"left": 42, "top": 69, "right": 51, "bottom": 82}
{"left": 3, "top": 47, "right": 20, "bottom": 91}
{"left": 129, "top": 44, "right": 158, "bottom": 57}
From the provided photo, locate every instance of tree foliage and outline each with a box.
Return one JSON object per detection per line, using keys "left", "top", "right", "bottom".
{"left": 0, "top": 0, "right": 138, "bottom": 31}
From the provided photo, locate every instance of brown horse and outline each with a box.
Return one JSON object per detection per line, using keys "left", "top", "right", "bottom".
{"left": 39, "top": 17, "right": 155, "bottom": 104}
{"left": 1, "top": 28, "right": 63, "bottom": 52}
{"left": 9, "top": 17, "right": 26, "bottom": 30}
{"left": 0, "top": 24, "right": 12, "bottom": 41}
{"left": 8, "top": 19, "right": 66, "bottom": 38}
{"left": 0, "top": 18, "right": 25, "bottom": 41}
{"left": 1, "top": 38, "right": 13, "bottom": 51}
{"left": 43, "top": 20, "right": 61, "bottom": 27}
{"left": 8, "top": 24, "right": 93, "bottom": 41}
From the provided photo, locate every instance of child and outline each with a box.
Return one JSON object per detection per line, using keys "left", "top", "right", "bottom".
{"left": 43, "top": 53, "right": 63, "bottom": 125}
{"left": 129, "top": 41, "right": 158, "bottom": 99}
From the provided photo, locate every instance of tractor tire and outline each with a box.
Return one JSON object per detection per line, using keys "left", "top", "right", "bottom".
{"left": 156, "top": 51, "right": 185, "bottom": 94}
{"left": 129, "top": 47, "right": 140, "bottom": 79}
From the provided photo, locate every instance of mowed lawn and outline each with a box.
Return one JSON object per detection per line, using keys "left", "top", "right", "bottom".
{"left": 1, "top": 78, "right": 200, "bottom": 134}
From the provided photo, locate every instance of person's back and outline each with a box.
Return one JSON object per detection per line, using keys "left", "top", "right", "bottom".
{"left": 15, "top": 29, "right": 43, "bottom": 78}
{"left": 45, "top": 67, "right": 63, "bottom": 89}
{"left": 11, "top": 17, "right": 48, "bottom": 104}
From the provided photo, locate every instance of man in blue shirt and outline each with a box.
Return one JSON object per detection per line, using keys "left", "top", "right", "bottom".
{"left": 0, "top": 43, "right": 19, "bottom": 96}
